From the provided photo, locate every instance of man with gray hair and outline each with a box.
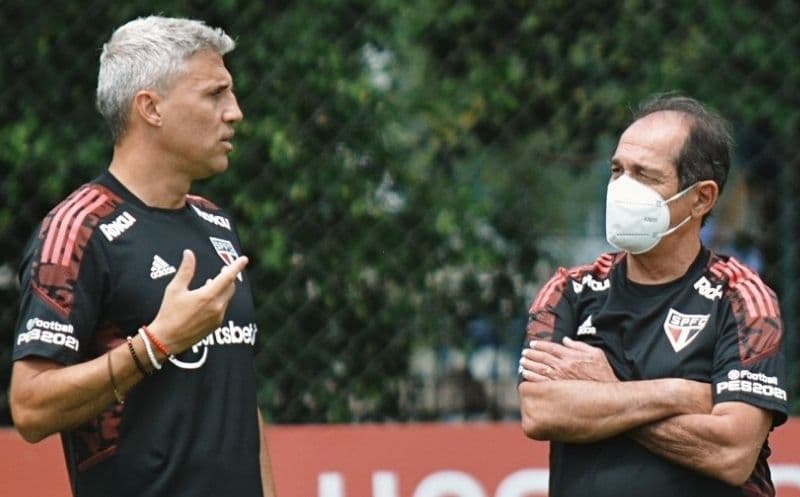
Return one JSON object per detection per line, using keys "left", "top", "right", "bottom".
{"left": 9, "top": 16, "right": 276, "bottom": 496}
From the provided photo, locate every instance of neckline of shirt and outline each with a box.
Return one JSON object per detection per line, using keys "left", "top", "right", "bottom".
{"left": 617, "top": 247, "right": 709, "bottom": 298}
{"left": 98, "top": 170, "right": 192, "bottom": 215}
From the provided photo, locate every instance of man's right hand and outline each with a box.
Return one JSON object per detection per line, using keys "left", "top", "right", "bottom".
{"left": 147, "top": 249, "right": 249, "bottom": 355}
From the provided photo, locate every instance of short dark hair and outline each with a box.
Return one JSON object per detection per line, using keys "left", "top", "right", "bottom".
{"left": 633, "top": 93, "right": 733, "bottom": 197}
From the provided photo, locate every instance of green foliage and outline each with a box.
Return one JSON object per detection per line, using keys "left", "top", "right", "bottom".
{"left": 1, "top": 0, "right": 798, "bottom": 423}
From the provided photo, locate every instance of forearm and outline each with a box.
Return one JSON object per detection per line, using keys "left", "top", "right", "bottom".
{"left": 629, "top": 404, "right": 771, "bottom": 486}
{"left": 10, "top": 338, "right": 152, "bottom": 442}
{"left": 518, "top": 378, "right": 707, "bottom": 443}
{"left": 258, "top": 409, "right": 277, "bottom": 497}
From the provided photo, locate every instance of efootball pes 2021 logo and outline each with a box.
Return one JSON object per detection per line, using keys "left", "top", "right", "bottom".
{"left": 663, "top": 308, "right": 710, "bottom": 353}
{"left": 209, "top": 237, "right": 243, "bottom": 281}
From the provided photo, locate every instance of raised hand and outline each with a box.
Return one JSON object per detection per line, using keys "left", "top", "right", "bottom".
{"left": 147, "top": 249, "right": 249, "bottom": 354}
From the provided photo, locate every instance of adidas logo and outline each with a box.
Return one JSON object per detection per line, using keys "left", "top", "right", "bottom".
{"left": 150, "top": 255, "right": 176, "bottom": 280}
{"left": 577, "top": 315, "right": 597, "bottom": 336}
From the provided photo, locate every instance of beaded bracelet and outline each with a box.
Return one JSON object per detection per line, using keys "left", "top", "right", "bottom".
{"left": 127, "top": 336, "right": 151, "bottom": 376}
{"left": 140, "top": 325, "right": 171, "bottom": 356}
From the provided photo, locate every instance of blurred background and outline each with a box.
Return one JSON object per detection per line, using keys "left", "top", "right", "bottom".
{"left": 1, "top": 0, "right": 798, "bottom": 425}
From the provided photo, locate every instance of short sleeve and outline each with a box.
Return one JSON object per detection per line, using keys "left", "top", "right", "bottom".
{"left": 711, "top": 272, "right": 788, "bottom": 427}
{"left": 518, "top": 268, "right": 577, "bottom": 383}
{"left": 525, "top": 267, "right": 577, "bottom": 345}
{"left": 13, "top": 195, "right": 112, "bottom": 366}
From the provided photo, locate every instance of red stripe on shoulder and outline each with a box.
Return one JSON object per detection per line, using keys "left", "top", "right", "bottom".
{"left": 530, "top": 269, "right": 568, "bottom": 314}
{"left": 711, "top": 257, "right": 782, "bottom": 365}
{"left": 527, "top": 269, "right": 569, "bottom": 342}
{"left": 711, "top": 258, "right": 778, "bottom": 319}
{"left": 32, "top": 184, "right": 121, "bottom": 315}
{"left": 41, "top": 186, "right": 95, "bottom": 264}
{"left": 593, "top": 252, "right": 623, "bottom": 279}
{"left": 728, "top": 258, "right": 778, "bottom": 316}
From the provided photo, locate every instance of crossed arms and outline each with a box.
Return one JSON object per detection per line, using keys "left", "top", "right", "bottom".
{"left": 517, "top": 337, "right": 773, "bottom": 487}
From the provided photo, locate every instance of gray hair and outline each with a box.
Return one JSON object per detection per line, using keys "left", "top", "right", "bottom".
{"left": 96, "top": 16, "right": 235, "bottom": 142}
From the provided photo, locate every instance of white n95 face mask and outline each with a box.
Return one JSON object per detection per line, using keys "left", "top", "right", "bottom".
{"left": 605, "top": 174, "right": 696, "bottom": 254}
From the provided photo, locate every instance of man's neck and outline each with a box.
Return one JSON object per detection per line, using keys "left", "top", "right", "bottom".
{"left": 108, "top": 143, "right": 191, "bottom": 209}
{"left": 625, "top": 235, "right": 702, "bottom": 285}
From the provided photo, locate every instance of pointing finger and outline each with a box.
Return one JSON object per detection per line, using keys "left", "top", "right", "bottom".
{"left": 224, "top": 255, "right": 249, "bottom": 279}
{"left": 206, "top": 256, "right": 249, "bottom": 293}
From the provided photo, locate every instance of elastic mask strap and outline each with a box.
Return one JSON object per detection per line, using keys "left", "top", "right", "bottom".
{"left": 656, "top": 182, "right": 698, "bottom": 238}
{"left": 658, "top": 214, "right": 692, "bottom": 239}
{"left": 662, "top": 182, "right": 698, "bottom": 205}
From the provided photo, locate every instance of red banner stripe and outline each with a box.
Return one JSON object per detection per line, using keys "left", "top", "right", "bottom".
{"left": 41, "top": 188, "right": 94, "bottom": 263}
{"left": 59, "top": 194, "right": 109, "bottom": 266}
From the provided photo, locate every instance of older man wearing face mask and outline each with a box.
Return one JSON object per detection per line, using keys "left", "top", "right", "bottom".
{"left": 517, "top": 94, "right": 787, "bottom": 497}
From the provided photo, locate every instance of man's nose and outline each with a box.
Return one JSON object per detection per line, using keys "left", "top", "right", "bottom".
{"left": 224, "top": 94, "right": 244, "bottom": 123}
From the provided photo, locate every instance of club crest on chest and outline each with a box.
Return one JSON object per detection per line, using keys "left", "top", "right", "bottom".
{"left": 663, "top": 308, "right": 710, "bottom": 353}
{"left": 209, "top": 237, "right": 243, "bottom": 281}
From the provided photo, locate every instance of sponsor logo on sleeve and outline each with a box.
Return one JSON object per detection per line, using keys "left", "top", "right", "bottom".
{"left": 663, "top": 308, "right": 709, "bottom": 352}
{"left": 191, "top": 204, "right": 232, "bottom": 231}
{"left": 17, "top": 317, "right": 79, "bottom": 351}
{"left": 717, "top": 369, "right": 787, "bottom": 401}
{"left": 99, "top": 211, "right": 136, "bottom": 242}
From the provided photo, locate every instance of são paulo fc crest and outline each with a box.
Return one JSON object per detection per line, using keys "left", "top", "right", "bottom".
{"left": 663, "top": 308, "right": 710, "bottom": 353}
{"left": 209, "top": 237, "right": 243, "bottom": 281}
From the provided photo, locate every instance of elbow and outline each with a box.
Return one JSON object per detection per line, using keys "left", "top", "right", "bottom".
{"left": 16, "top": 426, "right": 48, "bottom": 444}
{"left": 718, "top": 469, "right": 750, "bottom": 488}
{"left": 518, "top": 383, "right": 558, "bottom": 441}
{"left": 713, "top": 451, "right": 758, "bottom": 487}
{"left": 12, "top": 414, "right": 49, "bottom": 444}
{"left": 11, "top": 407, "right": 50, "bottom": 443}
{"left": 519, "top": 397, "right": 554, "bottom": 441}
{"left": 717, "top": 462, "right": 755, "bottom": 487}
{"left": 10, "top": 396, "right": 51, "bottom": 443}
{"left": 521, "top": 414, "right": 551, "bottom": 441}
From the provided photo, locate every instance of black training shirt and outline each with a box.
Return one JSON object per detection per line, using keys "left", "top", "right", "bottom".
{"left": 524, "top": 248, "right": 787, "bottom": 497}
{"left": 13, "top": 171, "right": 262, "bottom": 497}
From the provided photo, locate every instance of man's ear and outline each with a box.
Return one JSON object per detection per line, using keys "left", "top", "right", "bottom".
{"left": 692, "top": 180, "right": 719, "bottom": 219}
{"left": 132, "top": 90, "right": 162, "bottom": 127}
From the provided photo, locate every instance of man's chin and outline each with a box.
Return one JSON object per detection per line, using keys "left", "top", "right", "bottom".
{"left": 214, "top": 160, "right": 230, "bottom": 174}
{"left": 196, "top": 160, "right": 229, "bottom": 180}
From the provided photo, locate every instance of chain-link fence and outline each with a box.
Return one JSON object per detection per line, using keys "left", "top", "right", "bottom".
{"left": 1, "top": 1, "right": 799, "bottom": 424}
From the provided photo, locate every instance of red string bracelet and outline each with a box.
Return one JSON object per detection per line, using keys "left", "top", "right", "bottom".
{"left": 141, "top": 325, "right": 171, "bottom": 357}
